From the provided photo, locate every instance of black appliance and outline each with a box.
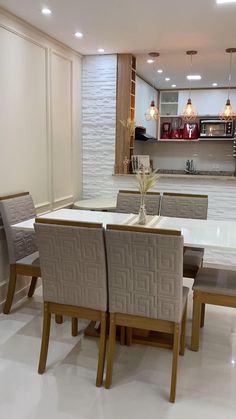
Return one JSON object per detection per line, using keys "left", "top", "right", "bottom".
{"left": 135, "top": 126, "right": 155, "bottom": 141}
{"left": 199, "top": 118, "right": 234, "bottom": 138}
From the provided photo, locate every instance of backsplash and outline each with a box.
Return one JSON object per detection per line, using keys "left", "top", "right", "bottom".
{"left": 134, "top": 140, "right": 235, "bottom": 172}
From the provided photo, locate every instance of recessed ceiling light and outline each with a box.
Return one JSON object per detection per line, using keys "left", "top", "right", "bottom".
{"left": 171, "top": 84, "right": 176, "bottom": 87}
{"left": 41, "top": 7, "right": 52, "bottom": 15}
{"left": 147, "top": 59, "right": 154, "bottom": 64}
{"left": 98, "top": 48, "right": 105, "bottom": 53}
{"left": 187, "top": 75, "right": 202, "bottom": 80}
{"left": 157, "top": 69, "right": 163, "bottom": 73}
{"left": 212, "top": 82, "right": 218, "bottom": 87}
{"left": 74, "top": 32, "right": 83, "bottom": 38}
{"left": 165, "top": 77, "right": 170, "bottom": 81}
{"left": 216, "top": 0, "right": 236, "bottom": 4}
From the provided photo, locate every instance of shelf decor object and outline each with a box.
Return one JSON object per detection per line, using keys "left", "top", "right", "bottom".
{"left": 220, "top": 48, "right": 236, "bottom": 121}
{"left": 182, "top": 51, "right": 198, "bottom": 122}
{"left": 145, "top": 52, "right": 160, "bottom": 121}
{"left": 136, "top": 168, "right": 159, "bottom": 225}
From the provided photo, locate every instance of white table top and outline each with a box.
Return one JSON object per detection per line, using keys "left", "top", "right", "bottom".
{"left": 12, "top": 209, "right": 133, "bottom": 230}
{"left": 73, "top": 197, "right": 117, "bottom": 211}
{"left": 12, "top": 209, "right": 236, "bottom": 252}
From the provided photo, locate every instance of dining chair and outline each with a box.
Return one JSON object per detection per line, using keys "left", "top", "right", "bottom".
{"left": 34, "top": 218, "right": 107, "bottom": 387}
{"left": 0, "top": 192, "right": 40, "bottom": 314}
{"left": 116, "top": 190, "right": 161, "bottom": 215}
{"left": 104, "top": 224, "right": 189, "bottom": 402}
{"left": 191, "top": 267, "right": 236, "bottom": 351}
{"left": 160, "top": 192, "right": 208, "bottom": 279}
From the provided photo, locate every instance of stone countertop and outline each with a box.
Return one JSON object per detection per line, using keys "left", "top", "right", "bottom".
{"left": 156, "top": 169, "right": 235, "bottom": 176}
{"left": 113, "top": 170, "right": 236, "bottom": 180}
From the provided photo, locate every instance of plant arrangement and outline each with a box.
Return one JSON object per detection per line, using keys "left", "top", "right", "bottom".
{"left": 136, "top": 167, "right": 159, "bottom": 225}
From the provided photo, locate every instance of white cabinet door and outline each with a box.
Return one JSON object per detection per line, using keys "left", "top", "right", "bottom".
{"left": 178, "top": 89, "right": 236, "bottom": 116}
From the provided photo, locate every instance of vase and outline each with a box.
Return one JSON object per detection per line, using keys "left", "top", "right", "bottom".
{"left": 138, "top": 194, "right": 147, "bottom": 225}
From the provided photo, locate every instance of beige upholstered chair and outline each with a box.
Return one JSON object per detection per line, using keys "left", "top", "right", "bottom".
{"left": 191, "top": 268, "right": 236, "bottom": 351}
{"left": 105, "top": 224, "right": 189, "bottom": 402}
{"left": 34, "top": 218, "right": 107, "bottom": 387}
{"left": 0, "top": 192, "right": 40, "bottom": 314}
{"left": 116, "top": 190, "right": 161, "bottom": 215}
{"left": 160, "top": 192, "right": 208, "bottom": 279}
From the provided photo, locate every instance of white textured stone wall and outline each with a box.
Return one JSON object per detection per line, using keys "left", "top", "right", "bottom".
{"left": 82, "top": 55, "right": 117, "bottom": 195}
{"left": 82, "top": 55, "right": 236, "bottom": 268}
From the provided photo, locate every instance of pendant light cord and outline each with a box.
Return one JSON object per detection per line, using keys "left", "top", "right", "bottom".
{"left": 189, "top": 54, "right": 193, "bottom": 99}
{"left": 228, "top": 51, "right": 232, "bottom": 100}
{"left": 152, "top": 61, "right": 155, "bottom": 101}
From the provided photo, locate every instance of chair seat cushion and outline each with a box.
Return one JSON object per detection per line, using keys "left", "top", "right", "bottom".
{"left": 16, "top": 251, "right": 40, "bottom": 267}
{"left": 183, "top": 249, "right": 204, "bottom": 278}
{"left": 193, "top": 267, "right": 236, "bottom": 296}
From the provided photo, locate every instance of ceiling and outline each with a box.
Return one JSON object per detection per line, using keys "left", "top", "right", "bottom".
{"left": 1, "top": 0, "right": 236, "bottom": 88}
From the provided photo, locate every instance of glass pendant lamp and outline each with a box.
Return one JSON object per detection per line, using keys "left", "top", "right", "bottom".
{"left": 182, "top": 51, "right": 198, "bottom": 122}
{"left": 220, "top": 48, "right": 236, "bottom": 121}
{"left": 145, "top": 52, "right": 159, "bottom": 121}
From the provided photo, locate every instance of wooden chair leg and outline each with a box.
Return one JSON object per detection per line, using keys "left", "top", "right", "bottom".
{"left": 96, "top": 312, "right": 107, "bottom": 387}
{"left": 180, "top": 302, "right": 187, "bottom": 356}
{"left": 28, "top": 276, "right": 38, "bottom": 298}
{"left": 105, "top": 313, "right": 116, "bottom": 389}
{"left": 170, "top": 323, "right": 181, "bottom": 403}
{"left": 38, "top": 302, "right": 51, "bottom": 374}
{"left": 126, "top": 327, "right": 132, "bottom": 346}
{"left": 191, "top": 291, "right": 202, "bottom": 351}
{"left": 3, "top": 265, "right": 17, "bottom": 314}
{"left": 200, "top": 303, "right": 205, "bottom": 328}
{"left": 71, "top": 317, "right": 78, "bottom": 337}
{"left": 55, "top": 315, "right": 63, "bottom": 324}
{"left": 120, "top": 326, "right": 125, "bottom": 345}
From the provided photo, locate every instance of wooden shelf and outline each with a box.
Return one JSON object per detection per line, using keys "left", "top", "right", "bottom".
{"left": 115, "top": 54, "right": 136, "bottom": 174}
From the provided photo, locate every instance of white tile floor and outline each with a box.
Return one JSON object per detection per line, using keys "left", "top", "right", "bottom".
{"left": 1, "top": 280, "right": 236, "bottom": 419}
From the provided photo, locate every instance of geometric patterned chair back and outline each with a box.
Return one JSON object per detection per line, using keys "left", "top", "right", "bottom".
{"left": 116, "top": 191, "right": 161, "bottom": 215}
{"left": 0, "top": 193, "right": 37, "bottom": 263}
{"left": 105, "top": 226, "right": 184, "bottom": 322}
{"left": 160, "top": 193, "right": 208, "bottom": 220}
{"left": 34, "top": 221, "right": 107, "bottom": 311}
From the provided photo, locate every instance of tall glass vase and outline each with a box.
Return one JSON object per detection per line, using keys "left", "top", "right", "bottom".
{"left": 138, "top": 194, "right": 147, "bottom": 225}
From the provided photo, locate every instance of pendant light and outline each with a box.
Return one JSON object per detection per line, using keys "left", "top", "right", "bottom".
{"left": 182, "top": 51, "right": 198, "bottom": 122}
{"left": 220, "top": 48, "right": 236, "bottom": 121}
{"left": 145, "top": 52, "right": 159, "bottom": 121}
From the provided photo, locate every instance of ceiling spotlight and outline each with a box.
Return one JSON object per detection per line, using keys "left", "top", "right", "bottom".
{"left": 187, "top": 75, "right": 202, "bottom": 80}
{"left": 41, "top": 8, "right": 52, "bottom": 15}
{"left": 212, "top": 83, "right": 218, "bottom": 87}
{"left": 147, "top": 59, "right": 154, "bottom": 64}
{"left": 74, "top": 32, "right": 83, "bottom": 38}
{"left": 157, "top": 69, "right": 163, "bottom": 73}
{"left": 98, "top": 48, "right": 105, "bottom": 53}
{"left": 171, "top": 84, "right": 176, "bottom": 87}
{"left": 165, "top": 77, "right": 170, "bottom": 81}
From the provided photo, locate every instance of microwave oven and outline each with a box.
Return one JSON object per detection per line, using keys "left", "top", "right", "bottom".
{"left": 199, "top": 119, "right": 234, "bottom": 138}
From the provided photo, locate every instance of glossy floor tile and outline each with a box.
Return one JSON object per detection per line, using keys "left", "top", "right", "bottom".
{"left": 0, "top": 280, "right": 236, "bottom": 419}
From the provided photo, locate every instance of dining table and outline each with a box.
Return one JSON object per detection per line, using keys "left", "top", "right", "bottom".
{"left": 12, "top": 208, "right": 236, "bottom": 348}
{"left": 13, "top": 208, "right": 236, "bottom": 258}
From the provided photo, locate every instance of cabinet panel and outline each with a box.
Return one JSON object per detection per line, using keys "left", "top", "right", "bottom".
{"left": 178, "top": 89, "right": 236, "bottom": 116}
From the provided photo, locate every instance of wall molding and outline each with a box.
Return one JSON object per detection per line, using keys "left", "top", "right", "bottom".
{"left": 0, "top": 6, "right": 82, "bottom": 57}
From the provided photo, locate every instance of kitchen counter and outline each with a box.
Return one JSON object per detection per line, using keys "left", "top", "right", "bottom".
{"left": 113, "top": 171, "right": 236, "bottom": 180}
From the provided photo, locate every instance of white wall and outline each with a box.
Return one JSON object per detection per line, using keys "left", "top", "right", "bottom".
{"left": 135, "top": 76, "right": 158, "bottom": 138}
{"left": 0, "top": 9, "right": 82, "bottom": 213}
{"left": 82, "top": 55, "right": 117, "bottom": 197}
{"left": 0, "top": 9, "right": 82, "bottom": 311}
{"left": 138, "top": 140, "right": 235, "bottom": 172}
